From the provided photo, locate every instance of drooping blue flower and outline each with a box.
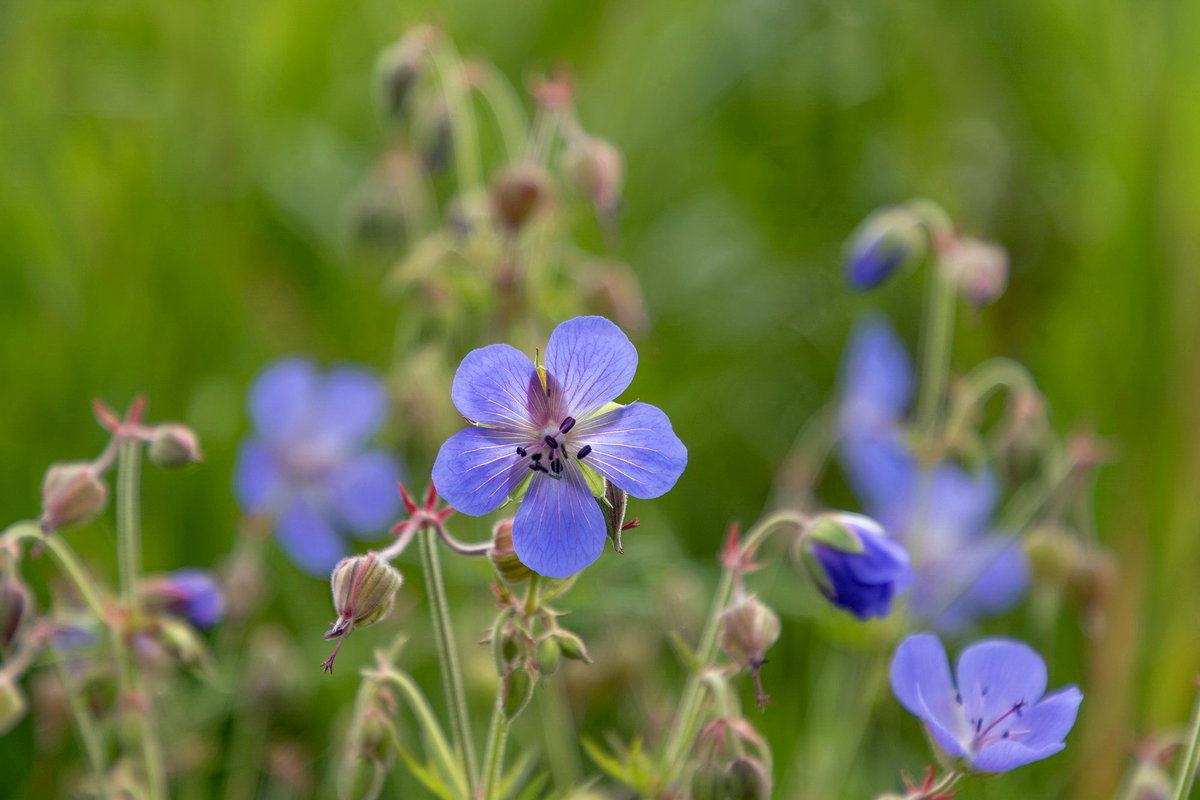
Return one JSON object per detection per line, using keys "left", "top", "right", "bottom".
{"left": 844, "top": 207, "right": 925, "bottom": 290}
{"left": 890, "top": 633, "right": 1082, "bottom": 773}
{"left": 157, "top": 569, "right": 225, "bottom": 628}
{"left": 837, "top": 317, "right": 1028, "bottom": 631}
{"left": 432, "top": 316, "right": 687, "bottom": 578}
{"left": 808, "top": 512, "right": 914, "bottom": 620}
{"left": 234, "top": 358, "right": 404, "bottom": 575}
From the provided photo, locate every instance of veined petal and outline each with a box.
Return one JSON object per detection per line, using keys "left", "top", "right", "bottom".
{"left": 1008, "top": 686, "right": 1082, "bottom": 751}
{"left": 277, "top": 498, "right": 346, "bottom": 576}
{"left": 432, "top": 427, "right": 528, "bottom": 516}
{"left": 971, "top": 740, "right": 1064, "bottom": 773}
{"left": 317, "top": 366, "right": 389, "bottom": 447}
{"left": 512, "top": 462, "right": 607, "bottom": 578}
{"left": 451, "top": 344, "right": 541, "bottom": 429}
{"left": 233, "top": 439, "right": 288, "bottom": 513}
{"left": 838, "top": 316, "right": 913, "bottom": 438}
{"left": 573, "top": 402, "right": 686, "bottom": 499}
{"left": 329, "top": 451, "right": 403, "bottom": 536}
{"left": 955, "top": 639, "right": 1047, "bottom": 728}
{"left": 890, "top": 634, "right": 965, "bottom": 741}
{"left": 249, "top": 358, "right": 318, "bottom": 443}
{"left": 545, "top": 316, "right": 637, "bottom": 418}
{"left": 838, "top": 433, "right": 918, "bottom": 535}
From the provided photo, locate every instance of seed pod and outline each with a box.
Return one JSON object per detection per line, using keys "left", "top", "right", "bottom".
{"left": 718, "top": 595, "right": 780, "bottom": 668}
{"left": 551, "top": 630, "right": 592, "bottom": 664}
{"left": 40, "top": 462, "right": 108, "bottom": 532}
{"left": 534, "top": 636, "right": 562, "bottom": 677}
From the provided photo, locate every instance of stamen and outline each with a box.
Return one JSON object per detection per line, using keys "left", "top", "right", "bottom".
{"left": 544, "top": 435, "right": 559, "bottom": 450}
{"left": 516, "top": 446, "right": 527, "bottom": 457}
{"left": 529, "top": 462, "right": 549, "bottom": 473}
{"left": 559, "top": 416, "right": 576, "bottom": 434}
{"left": 531, "top": 453, "right": 542, "bottom": 462}
{"left": 551, "top": 458, "right": 563, "bottom": 474}
{"left": 577, "top": 445, "right": 592, "bottom": 460}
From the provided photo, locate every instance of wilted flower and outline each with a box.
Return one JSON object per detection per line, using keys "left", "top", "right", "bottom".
{"left": 432, "top": 316, "right": 687, "bottom": 578}
{"left": 838, "top": 317, "right": 1028, "bottom": 630}
{"left": 802, "top": 512, "right": 913, "bottom": 620}
{"left": 844, "top": 206, "right": 927, "bottom": 290}
{"left": 234, "top": 358, "right": 403, "bottom": 575}
{"left": 142, "top": 569, "right": 225, "bottom": 628}
{"left": 890, "top": 633, "right": 1082, "bottom": 773}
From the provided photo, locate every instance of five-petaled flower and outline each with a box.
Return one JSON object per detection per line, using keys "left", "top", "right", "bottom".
{"left": 432, "top": 316, "right": 687, "bottom": 578}
{"left": 890, "top": 633, "right": 1082, "bottom": 773}
{"left": 234, "top": 358, "right": 404, "bottom": 575}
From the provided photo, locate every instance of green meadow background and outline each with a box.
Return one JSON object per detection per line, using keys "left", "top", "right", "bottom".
{"left": 2, "top": 0, "right": 1198, "bottom": 797}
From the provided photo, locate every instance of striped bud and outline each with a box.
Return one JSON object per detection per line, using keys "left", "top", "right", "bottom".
{"left": 328, "top": 554, "right": 403, "bottom": 639}
{"left": 489, "top": 518, "right": 532, "bottom": 583}
{"left": 40, "top": 462, "right": 108, "bottom": 532}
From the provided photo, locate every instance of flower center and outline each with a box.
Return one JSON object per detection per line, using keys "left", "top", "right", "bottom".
{"left": 514, "top": 416, "right": 590, "bottom": 480}
{"left": 959, "top": 689, "right": 1028, "bottom": 751}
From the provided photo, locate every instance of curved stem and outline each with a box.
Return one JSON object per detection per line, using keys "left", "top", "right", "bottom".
{"left": 659, "top": 510, "right": 807, "bottom": 784}
{"left": 1170, "top": 685, "right": 1200, "bottom": 800}
{"left": 419, "top": 527, "right": 478, "bottom": 794}
{"left": 3, "top": 522, "right": 107, "bottom": 621}
{"left": 915, "top": 259, "right": 957, "bottom": 445}
{"left": 374, "top": 667, "right": 468, "bottom": 798}
{"left": 434, "top": 521, "right": 493, "bottom": 557}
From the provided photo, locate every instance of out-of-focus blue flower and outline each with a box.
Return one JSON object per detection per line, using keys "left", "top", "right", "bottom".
{"left": 890, "top": 633, "right": 1082, "bottom": 773}
{"left": 844, "top": 207, "right": 926, "bottom": 290}
{"left": 808, "top": 512, "right": 914, "bottom": 620}
{"left": 837, "top": 317, "right": 1028, "bottom": 631}
{"left": 158, "top": 569, "right": 225, "bottom": 628}
{"left": 235, "top": 358, "right": 403, "bottom": 575}
{"left": 432, "top": 316, "right": 687, "bottom": 578}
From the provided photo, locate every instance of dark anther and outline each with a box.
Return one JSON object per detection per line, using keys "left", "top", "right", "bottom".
{"left": 559, "top": 416, "right": 576, "bottom": 434}
{"left": 531, "top": 452, "right": 542, "bottom": 462}
{"left": 529, "top": 462, "right": 549, "bottom": 473}
{"left": 544, "top": 435, "right": 559, "bottom": 450}
{"left": 551, "top": 458, "right": 563, "bottom": 474}
{"left": 1002, "top": 731, "right": 1010, "bottom": 739}
{"left": 576, "top": 445, "right": 592, "bottom": 460}
{"left": 981, "top": 686, "right": 989, "bottom": 696}
{"left": 974, "top": 718, "right": 983, "bottom": 734}
{"left": 516, "top": 446, "right": 527, "bottom": 457}
{"left": 955, "top": 692, "right": 962, "bottom": 705}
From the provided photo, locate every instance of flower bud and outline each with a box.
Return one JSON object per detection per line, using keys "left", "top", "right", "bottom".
{"left": 147, "top": 424, "right": 203, "bottom": 469}
{"left": 1024, "top": 525, "right": 1082, "bottom": 591}
{"left": 502, "top": 667, "right": 534, "bottom": 720}
{"left": 328, "top": 554, "right": 403, "bottom": 639}
{"left": 40, "top": 461, "right": 108, "bottom": 532}
{"left": 489, "top": 165, "right": 552, "bottom": 234}
{"left": 564, "top": 136, "right": 623, "bottom": 217}
{"left": 844, "top": 206, "right": 926, "bottom": 289}
{"left": 0, "top": 675, "right": 27, "bottom": 735}
{"left": 374, "top": 28, "right": 434, "bottom": 121}
{"left": 535, "top": 636, "right": 562, "bottom": 677}
{"left": 551, "top": 629, "right": 592, "bottom": 663}
{"left": 489, "top": 518, "right": 532, "bottom": 583}
{"left": 691, "top": 765, "right": 734, "bottom": 800}
{"left": 718, "top": 595, "right": 780, "bottom": 669}
{"left": 142, "top": 568, "right": 225, "bottom": 628}
{"left": 603, "top": 480, "right": 630, "bottom": 554}
{"left": 800, "top": 512, "right": 913, "bottom": 621}
{"left": 727, "top": 758, "right": 772, "bottom": 800}
{"left": 940, "top": 236, "right": 1008, "bottom": 305}
{"left": 0, "top": 575, "right": 32, "bottom": 654}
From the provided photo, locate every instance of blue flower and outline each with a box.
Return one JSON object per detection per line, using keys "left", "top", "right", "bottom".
{"left": 890, "top": 633, "right": 1082, "bottom": 773}
{"left": 158, "top": 569, "right": 225, "bottom": 628}
{"left": 234, "top": 358, "right": 404, "bottom": 575}
{"left": 808, "top": 513, "right": 914, "bottom": 620}
{"left": 837, "top": 317, "right": 1028, "bottom": 631}
{"left": 844, "top": 207, "right": 925, "bottom": 290}
{"left": 432, "top": 316, "right": 687, "bottom": 578}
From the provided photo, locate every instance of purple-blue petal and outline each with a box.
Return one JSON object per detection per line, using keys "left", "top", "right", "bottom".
{"left": 512, "top": 462, "right": 607, "bottom": 578}
{"left": 233, "top": 439, "right": 288, "bottom": 513}
{"left": 839, "top": 519, "right": 912, "bottom": 584}
{"left": 955, "top": 639, "right": 1047, "bottom": 728}
{"left": 917, "top": 536, "right": 1030, "bottom": 631}
{"left": 971, "top": 741, "right": 1065, "bottom": 773}
{"left": 450, "top": 344, "right": 541, "bottom": 428}
{"left": 838, "top": 316, "right": 913, "bottom": 437}
{"left": 276, "top": 498, "right": 346, "bottom": 576}
{"left": 329, "top": 451, "right": 403, "bottom": 536}
{"left": 924, "top": 464, "right": 998, "bottom": 550}
{"left": 1007, "top": 686, "right": 1082, "bottom": 751}
{"left": 846, "top": 234, "right": 909, "bottom": 290}
{"left": 316, "top": 366, "right": 389, "bottom": 447}
{"left": 432, "top": 426, "right": 528, "bottom": 516}
{"left": 249, "top": 358, "right": 319, "bottom": 443}
{"left": 167, "top": 569, "right": 225, "bottom": 628}
{"left": 890, "top": 634, "right": 966, "bottom": 741}
{"left": 573, "top": 402, "right": 687, "bottom": 499}
{"left": 545, "top": 316, "right": 638, "bottom": 418}
{"left": 838, "top": 434, "right": 918, "bottom": 534}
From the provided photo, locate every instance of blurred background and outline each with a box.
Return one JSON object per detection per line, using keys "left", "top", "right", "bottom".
{"left": 2, "top": 0, "right": 1198, "bottom": 797}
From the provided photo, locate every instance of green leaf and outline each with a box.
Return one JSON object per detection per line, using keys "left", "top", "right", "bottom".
{"left": 581, "top": 737, "right": 635, "bottom": 786}
{"left": 394, "top": 744, "right": 459, "bottom": 800}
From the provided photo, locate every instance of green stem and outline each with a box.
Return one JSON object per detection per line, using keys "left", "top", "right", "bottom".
{"left": 419, "top": 526, "right": 478, "bottom": 794}
{"left": 3, "top": 522, "right": 107, "bottom": 621}
{"left": 1170, "top": 685, "right": 1200, "bottom": 800}
{"left": 659, "top": 510, "right": 807, "bottom": 784}
{"left": 915, "top": 259, "right": 958, "bottom": 444}
{"left": 53, "top": 657, "right": 114, "bottom": 800}
{"left": 481, "top": 692, "right": 510, "bottom": 800}
{"left": 524, "top": 573, "right": 541, "bottom": 616}
{"left": 375, "top": 667, "right": 468, "bottom": 798}
{"left": 428, "top": 40, "right": 483, "bottom": 193}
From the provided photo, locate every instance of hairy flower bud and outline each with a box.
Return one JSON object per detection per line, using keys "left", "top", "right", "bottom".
{"left": 489, "top": 518, "right": 532, "bottom": 583}
{"left": 551, "top": 629, "right": 592, "bottom": 663}
{"left": 0, "top": 676, "right": 27, "bottom": 735}
{"left": 489, "top": 165, "right": 552, "bottom": 234}
{"left": 40, "top": 461, "right": 108, "bottom": 532}
{"left": 941, "top": 236, "right": 1008, "bottom": 305}
{"left": 564, "top": 136, "right": 623, "bottom": 217}
{"left": 535, "top": 636, "right": 562, "bottom": 677}
{"left": 328, "top": 554, "right": 403, "bottom": 639}
{"left": 719, "top": 595, "right": 780, "bottom": 669}
{"left": 845, "top": 206, "right": 927, "bottom": 289}
{"left": 147, "top": 424, "right": 203, "bottom": 469}
{"left": 0, "top": 575, "right": 32, "bottom": 654}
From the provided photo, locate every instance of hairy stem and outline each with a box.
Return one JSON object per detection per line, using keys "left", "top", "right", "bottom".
{"left": 374, "top": 667, "right": 468, "bottom": 798}
{"left": 419, "top": 526, "right": 478, "bottom": 794}
{"left": 481, "top": 691, "right": 510, "bottom": 800}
